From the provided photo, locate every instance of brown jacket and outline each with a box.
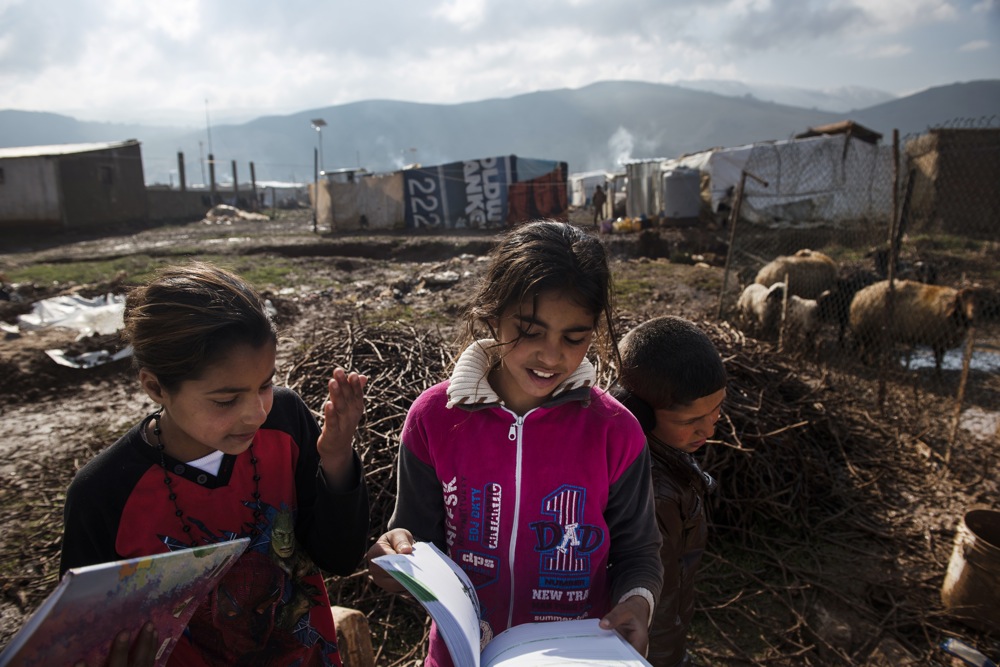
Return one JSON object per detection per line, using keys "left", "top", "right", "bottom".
{"left": 646, "top": 439, "right": 715, "bottom": 667}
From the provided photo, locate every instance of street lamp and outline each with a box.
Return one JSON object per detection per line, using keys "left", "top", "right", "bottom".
{"left": 311, "top": 118, "right": 327, "bottom": 173}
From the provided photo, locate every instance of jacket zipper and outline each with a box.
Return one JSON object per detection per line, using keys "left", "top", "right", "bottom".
{"left": 504, "top": 410, "right": 528, "bottom": 630}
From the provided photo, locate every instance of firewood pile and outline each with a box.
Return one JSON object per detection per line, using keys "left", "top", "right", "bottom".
{"left": 285, "top": 318, "right": 995, "bottom": 666}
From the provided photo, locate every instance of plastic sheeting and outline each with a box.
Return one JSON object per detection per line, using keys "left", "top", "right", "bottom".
{"left": 17, "top": 293, "right": 125, "bottom": 337}
{"left": 628, "top": 134, "right": 894, "bottom": 227}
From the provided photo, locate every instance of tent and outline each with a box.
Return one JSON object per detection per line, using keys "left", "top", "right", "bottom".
{"left": 567, "top": 170, "right": 610, "bottom": 208}
{"left": 626, "top": 129, "right": 894, "bottom": 227}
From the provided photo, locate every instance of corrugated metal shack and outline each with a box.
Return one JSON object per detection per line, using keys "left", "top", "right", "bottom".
{"left": 0, "top": 140, "right": 148, "bottom": 231}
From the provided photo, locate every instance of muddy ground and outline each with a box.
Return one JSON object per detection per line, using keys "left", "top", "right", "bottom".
{"left": 0, "top": 209, "right": 997, "bottom": 665}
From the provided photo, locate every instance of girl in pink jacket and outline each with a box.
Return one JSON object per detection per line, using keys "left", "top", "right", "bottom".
{"left": 367, "top": 220, "right": 663, "bottom": 667}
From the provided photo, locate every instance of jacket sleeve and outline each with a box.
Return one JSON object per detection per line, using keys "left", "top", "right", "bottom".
{"left": 647, "top": 492, "right": 688, "bottom": 665}
{"left": 60, "top": 431, "right": 146, "bottom": 576}
{"left": 605, "top": 445, "right": 664, "bottom": 608}
{"left": 386, "top": 443, "right": 448, "bottom": 551}
{"left": 288, "top": 388, "right": 370, "bottom": 576}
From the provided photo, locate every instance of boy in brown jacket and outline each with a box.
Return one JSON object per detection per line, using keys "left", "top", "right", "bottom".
{"left": 614, "top": 316, "right": 727, "bottom": 666}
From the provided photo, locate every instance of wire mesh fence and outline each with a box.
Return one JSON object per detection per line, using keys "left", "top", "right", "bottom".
{"left": 708, "top": 121, "right": 1000, "bottom": 425}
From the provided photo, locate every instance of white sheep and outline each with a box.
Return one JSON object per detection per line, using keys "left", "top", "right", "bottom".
{"left": 737, "top": 282, "right": 785, "bottom": 339}
{"left": 848, "top": 279, "right": 976, "bottom": 372}
{"left": 755, "top": 249, "right": 837, "bottom": 299}
{"left": 780, "top": 293, "right": 821, "bottom": 351}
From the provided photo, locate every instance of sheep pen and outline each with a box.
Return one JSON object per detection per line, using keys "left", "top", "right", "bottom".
{"left": 1, "top": 213, "right": 998, "bottom": 666}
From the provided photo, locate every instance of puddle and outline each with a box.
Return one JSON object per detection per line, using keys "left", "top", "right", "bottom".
{"left": 905, "top": 346, "right": 1000, "bottom": 373}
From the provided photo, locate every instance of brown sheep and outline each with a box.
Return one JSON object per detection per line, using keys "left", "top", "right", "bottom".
{"left": 754, "top": 249, "right": 837, "bottom": 299}
{"left": 848, "top": 279, "right": 976, "bottom": 372}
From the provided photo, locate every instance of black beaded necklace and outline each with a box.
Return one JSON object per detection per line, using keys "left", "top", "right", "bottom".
{"left": 151, "top": 409, "right": 264, "bottom": 546}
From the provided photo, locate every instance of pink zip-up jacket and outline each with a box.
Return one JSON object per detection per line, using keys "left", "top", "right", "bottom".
{"left": 388, "top": 341, "right": 663, "bottom": 667}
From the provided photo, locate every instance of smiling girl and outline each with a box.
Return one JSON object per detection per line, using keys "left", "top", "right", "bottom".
{"left": 366, "top": 221, "right": 663, "bottom": 666}
{"left": 60, "top": 262, "right": 370, "bottom": 666}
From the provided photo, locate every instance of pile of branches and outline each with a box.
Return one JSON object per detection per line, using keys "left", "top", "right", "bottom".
{"left": 286, "top": 318, "right": 994, "bottom": 665}
{"left": 285, "top": 320, "right": 456, "bottom": 666}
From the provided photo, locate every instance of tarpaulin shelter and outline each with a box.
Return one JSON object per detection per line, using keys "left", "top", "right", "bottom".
{"left": 568, "top": 170, "right": 611, "bottom": 207}
{"left": 626, "top": 123, "right": 894, "bottom": 228}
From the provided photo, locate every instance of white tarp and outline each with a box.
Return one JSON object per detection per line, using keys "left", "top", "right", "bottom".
{"left": 568, "top": 171, "right": 609, "bottom": 207}
{"left": 17, "top": 293, "right": 126, "bottom": 337}
{"left": 16, "top": 293, "right": 131, "bottom": 368}
{"left": 641, "top": 133, "right": 894, "bottom": 226}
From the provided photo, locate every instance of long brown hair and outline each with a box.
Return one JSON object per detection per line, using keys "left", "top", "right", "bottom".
{"left": 123, "top": 262, "right": 276, "bottom": 391}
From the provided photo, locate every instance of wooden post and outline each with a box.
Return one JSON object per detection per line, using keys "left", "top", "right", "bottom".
{"left": 177, "top": 152, "right": 186, "bottom": 192}
{"left": 313, "top": 147, "right": 319, "bottom": 233}
{"left": 717, "top": 170, "right": 768, "bottom": 320}
{"left": 947, "top": 327, "right": 976, "bottom": 463}
{"left": 208, "top": 153, "right": 217, "bottom": 205}
{"left": 231, "top": 160, "right": 238, "bottom": 205}
{"left": 330, "top": 606, "right": 375, "bottom": 667}
{"left": 778, "top": 272, "right": 790, "bottom": 352}
{"left": 250, "top": 162, "right": 258, "bottom": 211}
{"left": 879, "top": 131, "right": 901, "bottom": 413}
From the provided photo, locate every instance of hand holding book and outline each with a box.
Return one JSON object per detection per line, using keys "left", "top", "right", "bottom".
{"left": 372, "top": 541, "right": 651, "bottom": 667}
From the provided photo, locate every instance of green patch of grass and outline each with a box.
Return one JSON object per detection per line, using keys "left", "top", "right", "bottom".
{"left": 3, "top": 255, "right": 341, "bottom": 293}
{"left": 5, "top": 255, "right": 162, "bottom": 287}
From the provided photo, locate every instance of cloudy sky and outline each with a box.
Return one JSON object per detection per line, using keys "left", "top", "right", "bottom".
{"left": 1, "top": 0, "right": 997, "bottom": 125}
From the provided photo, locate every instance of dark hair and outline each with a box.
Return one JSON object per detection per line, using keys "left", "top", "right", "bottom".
{"left": 615, "top": 316, "right": 727, "bottom": 432}
{"left": 463, "top": 220, "right": 619, "bottom": 364}
{"left": 122, "top": 262, "right": 277, "bottom": 391}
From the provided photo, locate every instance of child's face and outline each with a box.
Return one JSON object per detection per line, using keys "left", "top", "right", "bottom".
{"left": 152, "top": 341, "right": 277, "bottom": 462}
{"left": 652, "top": 388, "right": 726, "bottom": 454}
{"left": 489, "top": 290, "right": 595, "bottom": 415}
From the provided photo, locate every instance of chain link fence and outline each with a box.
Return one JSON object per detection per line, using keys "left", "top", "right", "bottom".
{"left": 705, "top": 121, "right": 1000, "bottom": 422}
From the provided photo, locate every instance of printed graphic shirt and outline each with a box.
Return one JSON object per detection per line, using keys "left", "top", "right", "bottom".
{"left": 61, "top": 387, "right": 370, "bottom": 667}
{"left": 389, "top": 341, "right": 663, "bottom": 667}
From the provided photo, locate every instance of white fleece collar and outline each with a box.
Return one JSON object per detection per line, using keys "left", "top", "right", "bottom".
{"left": 446, "top": 339, "right": 596, "bottom": 409}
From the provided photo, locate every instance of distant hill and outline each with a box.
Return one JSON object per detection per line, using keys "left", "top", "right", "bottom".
{"left": 1, "top": 79, "right": 997, "bottom": 186}
{"left": 673, "top": 80, "right": 896, "bottom": 112}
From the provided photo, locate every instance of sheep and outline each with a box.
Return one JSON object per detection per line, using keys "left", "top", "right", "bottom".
{"left": 848, "top": 279, "right": 976, "bottom": 373}
{"left": 815, "top": 269, "right": 880, "bottom": 346}
{"left": 737, "top": 282, "right": 785, "bottom": 340}
{"left": 781, "top": 293, "right": 822, "bottom": 351}
{"left": 869, "top": 247, "right": 939, "bottom": 284}
{"left": 754, "top": 249, "right": 837, "bottom": 299}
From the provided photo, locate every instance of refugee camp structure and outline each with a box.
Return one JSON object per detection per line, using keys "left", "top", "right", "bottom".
{"left": 625, "top": 122, "right": 894, "bottom": 228}
{"left": 568, "top": 170, "right": 610, "bottom": 208}
{"left": 904, "top": 128, "right": 1000, "bottom": 239}
{"left": 317, "top": 155, "right": 568, "bottom": 231}
{"left": 0, "top": 140, "right": 148, "bottom": 230}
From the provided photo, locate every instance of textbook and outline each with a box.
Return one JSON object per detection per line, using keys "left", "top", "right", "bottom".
{"left": 0, "top": 537, "right": 249, "bottom": 667}
{"left": 373, "top": 541, "right": 652, "bottom": 667}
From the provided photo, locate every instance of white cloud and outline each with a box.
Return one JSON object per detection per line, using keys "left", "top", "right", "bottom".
{"left": 433, "top": 0, "right": 488, "bottom": 31}
{"left": 959, "top": 39, "right": 990, "bottom": 51}
{"left": 0, "top": 0, "right": 991, "bottom": 123}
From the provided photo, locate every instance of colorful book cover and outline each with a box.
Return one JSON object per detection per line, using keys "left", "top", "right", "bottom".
{"left": 0, "top": 538, "right": 249, "bottom": 667}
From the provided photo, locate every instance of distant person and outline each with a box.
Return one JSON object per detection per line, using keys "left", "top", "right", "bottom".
{"left": 366, "top": 220, "right": 663, "bottom": 666}
{"left": 613, "top": 316, "right": 727, "bottom": 667}
{"left": 60, "top": 261, "right": 370, "bottom": 666}
{"left": 592, "top": 184, "right": 608, "bottom": 225}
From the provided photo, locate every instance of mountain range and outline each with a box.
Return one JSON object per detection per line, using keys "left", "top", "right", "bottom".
{"left": 1, "top": 79, "right": 997, "bottom": 187}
